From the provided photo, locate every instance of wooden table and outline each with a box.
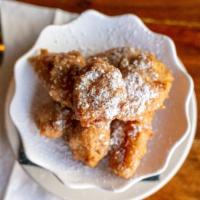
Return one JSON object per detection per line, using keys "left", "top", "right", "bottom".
{"left": 17, "top": 1, "right": 200, "bottom": 199}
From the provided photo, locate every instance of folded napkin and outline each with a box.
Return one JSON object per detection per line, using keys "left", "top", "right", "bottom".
{"left": 4, "top": 162, "right": 60, "bottom": 200}
{"left": 0, "top": 1, "right": 78, "bottom": 199}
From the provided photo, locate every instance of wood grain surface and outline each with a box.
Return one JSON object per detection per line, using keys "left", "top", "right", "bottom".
{"left": 17, "top": 0, "right": 200, "bottom": 199}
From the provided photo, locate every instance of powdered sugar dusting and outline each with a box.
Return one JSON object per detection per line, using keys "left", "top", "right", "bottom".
{"left": 131, "top": 52, "right": 152, "bottom": 69}
{"left": 80, "top": 71, "right": 101, "bottom": 88}
{"left": 53, "top": 120, "right": 65, "bottom": 130}
{"left": 92, "top": 47, "right": 159, "bottom": 118}
{"left": 76, "top": 70, "right": 101, "bottom": 109}
{"left": 110, "top": 120, "right": 143, "bottom": 149}
{"left": 75, "top": 61, "right": 127, "bottom": 121}
{"left": 110, "top": 121, "right": 125, "bottom": 147}
{"left": 127, "top": 123, "right": 142, "bottom": 138}
{"left": 124, "top": 72, "right": 158, "bottom": 115}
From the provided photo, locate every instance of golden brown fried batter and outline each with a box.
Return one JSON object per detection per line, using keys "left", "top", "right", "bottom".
{"left": 73, "top": 57, "right": 127, "bottom": 127}
{"left": 29, "top": 49, "right": 55, "bottom": 87}
{"left": 109, "top": 115, "right": 153, "bottom": 179}
{"left": 35, "top": 101, "right": 72, "bottom": 138}
{"left": 90, "top": 47, "right": 137, "bottom": 68}
{"left": 92, "top": 47, "right": 173, "bottom": 121}
{"left": 36, "top": 101, "right": 110, "bottom": 167}
{"left": 29, "top": 49, "right": 86, "bottom": 108}
{"left": 67, "top": 121, "right": 110, "bottom": 167}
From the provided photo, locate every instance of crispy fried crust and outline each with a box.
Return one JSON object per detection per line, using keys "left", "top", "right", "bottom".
{"left": 92, "top": 47, "right": 173, "bottom": 121}
{"left": 35, "top": 100, "right": 110, "bottom": 167}
{"left": 35, "top": 101, "right": 72, "bottom": 138}
{"left": 29, "top": 49, "right": 85, "bottom": 108}
{"left": 109, "top": 116, "right": 153, "bottom": 179}
{"left": 67, "top": 121, "right": 110, "bottom": 167}
{"left": 73, "top": 57, "right": 127, "bottom": 127}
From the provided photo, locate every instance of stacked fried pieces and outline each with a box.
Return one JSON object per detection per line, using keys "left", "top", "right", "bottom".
{"left": 29, "top": 47, "right": 173, "bottom": 179}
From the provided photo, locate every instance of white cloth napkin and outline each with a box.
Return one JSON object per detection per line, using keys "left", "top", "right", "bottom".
{"left": 0, "top": 1, "right": 78, "bottom": 199}
{"left": 4, "top": 162, "right": 60, "bottom": 200}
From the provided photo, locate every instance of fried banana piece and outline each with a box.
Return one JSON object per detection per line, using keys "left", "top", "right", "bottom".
{"left": 109, "top": 117, "right": 153, "bottom": 179}
{"left": 35, "top": 101, "right": 72, "bottom": 138}
{"left": 29, "top": 49, "right": 86, "bottom": 108}
{"left": 91, "top": 47, "right": 173, "bottom": 121}
{"left": 34, "top": 98, "right": 110, "bottom": 167}
{"left": 73, "top": 57, "right": 127, "bottom": 127}
{"left": 67, "top": 121, "right": 110, "bottom": 167}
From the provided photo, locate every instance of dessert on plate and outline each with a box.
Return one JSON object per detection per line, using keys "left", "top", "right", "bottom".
{"left": 29, "top": 47, "right": 173, "bottom": 179}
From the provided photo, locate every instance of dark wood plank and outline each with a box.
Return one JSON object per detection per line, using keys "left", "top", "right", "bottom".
{"left": 18, "top": 0, "right": 200, "bottom": 21}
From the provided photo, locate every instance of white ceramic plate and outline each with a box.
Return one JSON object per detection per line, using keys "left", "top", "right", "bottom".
{"left": 5, "top": 82, "right": 197, "bottom": 200}
{"left": 10, "top": 10, "right": 194, "bottom": 192}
